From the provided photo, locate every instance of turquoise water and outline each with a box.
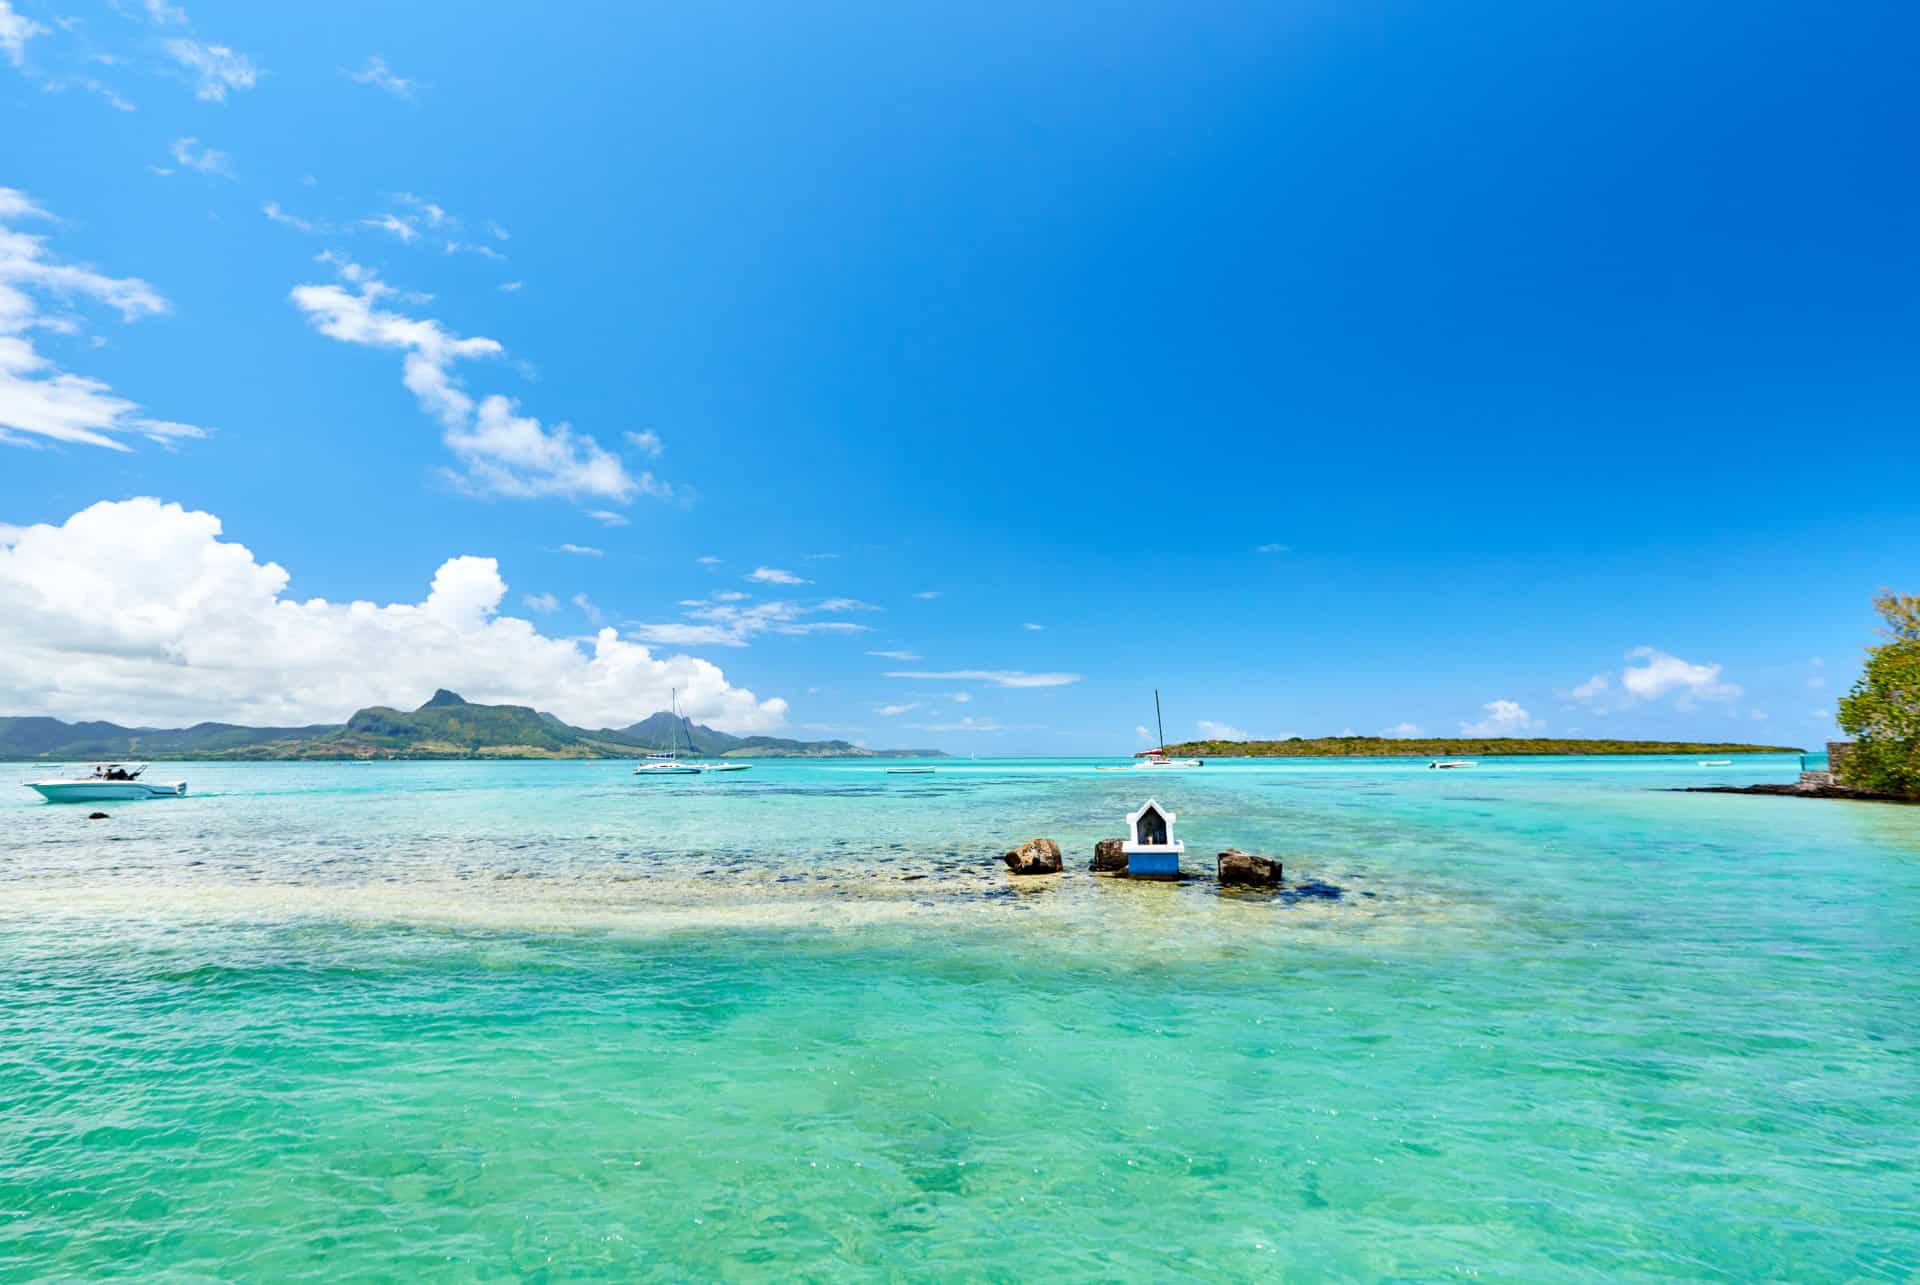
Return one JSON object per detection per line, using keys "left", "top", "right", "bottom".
{"left": 3, "top": 755, "right": 1917, "bottom": 1280}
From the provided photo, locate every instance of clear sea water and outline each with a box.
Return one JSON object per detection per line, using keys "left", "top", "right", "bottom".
{"left": 3, "top": 755, "right": 1916, "bottom": 1281}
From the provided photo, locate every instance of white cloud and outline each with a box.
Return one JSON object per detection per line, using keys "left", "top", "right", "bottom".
{"left": 168, "top": 136, "right": 233, "bottom": 178}
{"left": 570, "top": 592, "right": 602, "bottom": 625}
{"left": 913, "top": 590, "right": 941, "bottom": 599}
{"left": 748, "top": 566, "right": 809, "bottom": 585}
{"left": 488, "top": 221, "right": 510, "bottom": 241}
{"left": 1382, "top": 722, "right": 1423, "bottom": 737}
{"left": 290, "top": 259, "right": 662, "bottom": 502}
{"left": 885, "top": 669, "right": 1080, "bottom": 688}
{"left": 164, "top": 38, "right": 260, "bottom": 101}
{"left": 1, "top": 2, "right": 47, "bottom": 68}
{"left": 1022, "top": 622, "right": 1043, "bottom": 631}
{"left": 629, "top": 596, "right": 873, "bottom": 648}
{"left": 1568, "top": 673, "right": 1609, "bottom": 703}
{"left": 867, "top": 649, "right": 918, "bottom": 661}
{"left": 361, "top": 213, "right": 418, "bottom": 244}
{"left": 262, "top": 202, "right": 330, "bottom": 233}
{"left": 1460, "top": 699, "right": 1542, "bottom": 736}
{"left": 625, "top": 429, "right": 663, "bottom": 458}
{"left": 142, "top": 0, "right": 188, "bottom": 25}
{"left": 1135, "top": 724, "right": 1153, "bottom": 743}
{"left": 1806, "top": 674, "right": 1826, "bottom": 690}
{"left": 498, "top": 281, "right": 523, "bottom": 293}
{"left": 877, "top": 703, "right": 919, "bottom": 717}
{"left": 1620, "top": 647, "right": 1741, "bottom": 709}
{"left": 912, "top": 716, "right": 1002, "bottom": 733}
{"left": 1812, "top": 708, "right": 1830, "bottom": 720}
{"left": 557, "top": 543, "right": 601, "bottom": 557}
{"left": 522, "top": 592, "right": 558, "bottom": 613}
{"left": 1196, "top": 719, "right": 1247, "bottom": 740}
{"left": 949, "top": 691, "right": 971, "bottom": 703}
{"left": 0, "top": 498, "right": 788, "bottom": 731}
{"left": 1255, "top": 543, "right": 1290, "bottom": 554}
{"left": 342, "top": 54, "right": 415, "bottom": 99}
{"left": 586, "top": 510, "right": 628, "bottom": 527}
{"left": 695, "top": 555, "right": 721, "bottom": 567}
{"left": 0, "top": 190, "right": 210, "bottom": 450}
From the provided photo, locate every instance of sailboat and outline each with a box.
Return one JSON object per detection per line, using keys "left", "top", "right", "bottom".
{"left": 1097, "top": 690, "right": 1203, "bottom": 770}
{"left": 633, "top": 690, "right": 701, "bottom": 776}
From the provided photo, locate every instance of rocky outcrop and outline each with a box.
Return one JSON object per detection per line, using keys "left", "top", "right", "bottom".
{"left": 1003, "top": 838, "right": 1063, "bottom": 874}
{"left": 1091, "top": 837, "right": 1127, "bottom": 873}
{"left": 1218, "top": 848, "right": 1282, "bottom": 887}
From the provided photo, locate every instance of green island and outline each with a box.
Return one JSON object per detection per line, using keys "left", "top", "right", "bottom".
{"left": 0, "top": 690, "right": 944, "bottom": 761}
{"left": 1160, "top": 736, "right": 1802, "bottom": 758}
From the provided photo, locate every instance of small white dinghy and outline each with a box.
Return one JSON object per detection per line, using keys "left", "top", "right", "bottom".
{"left": 25, "top": 763, "right": 187, "bottom": 803}
{"left": 1428, "top": 759, "right": 1477, "bottom": 770}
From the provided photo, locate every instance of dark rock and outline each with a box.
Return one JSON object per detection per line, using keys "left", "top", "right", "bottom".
{"left": 1674, "top": 784, "right": 1918, "bottom": 804}
{"left": 1218, "top": 848, "right": 1282, "bottom": 887}
{"left": 1002, "top": 837, "right": 1063, "bottom": 875}
{"left": 87, "top": 811, "right": 109, "bottom": 820}
{"left": 1091, "top": 837, "right": 1127, "bottom": 873}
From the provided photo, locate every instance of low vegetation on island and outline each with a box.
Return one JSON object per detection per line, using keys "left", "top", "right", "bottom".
{"left": 1159, "top": 736, "right": 1801, "bottom": 758}
{"left": 1835, "top": 590, "right": 1920, "bottom": 798}
{"left": 0, "top": 690, "right": 944, "bottom": 761}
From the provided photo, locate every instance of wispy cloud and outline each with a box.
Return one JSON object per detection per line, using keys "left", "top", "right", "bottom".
{"left": 696, "top": 555, "right": 721, "bottom": 567}
{"left": 164, "top": 38, "right": 260, "bottom": 101}
{"left": 498, "top": 280, "right": 523, "bottom": 293}
{"left": 0, "top": 187, "right": 210, "bottom": 450}
{"left": 522, "top": 592, "right": 558, "bottom": 614}
{"left": 1382, "top": 721, "right": 1423, "bottom": 737}
{"left": 586, "top": 510, "right": 628, "bottom": 528}
{"left": 290, "top": 258, "right": 663, "bottom": 502}
{"left": 630, "top": 595, "right": 876, "bottom": 649}
{"left": 1021, "top": 622, "right": 1043, "bottom": 631}
{"left": 877, "top": 702, "right": 919, "bottom": 716}
{"left": 912, "top": 590, "right": 941, "bottom": 599}
{"left": 557, "top": 543, "right": 602, "bottom": 557}
{"left": 625, "top": 429, "right": 663, "bottom": 458}
{"left": 1255, "top": 543, "right": 1290, "bottom": 554}
{"left": 749, "top": 566, "right": 809, "bottom": 585}
{"left": 168, "top": 136, "right": 232, "bottom": 178}
{"left": 911, "top": 716, "right": 1003, "bottom": 733}
{"left": 342, "top": 54, "right": 416, "bottom": 99}
{"left": 867, "top": 649, "right": 919, "bottom": 661}
{"left": 1196, "top": 719, "right": 1247, "bottom": 739}
{"left": 885, "top": 669, "right": 1080, "bottom": 688}
{"left": 360, "top": 212, "right": 418, "bottom": 244}
{"left": 262, "top": 201, "right": 331, "bottom": 233}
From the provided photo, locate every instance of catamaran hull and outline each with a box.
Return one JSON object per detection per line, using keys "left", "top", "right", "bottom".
{"left": 27, "top": 780, "right": 187, "bottom": 802}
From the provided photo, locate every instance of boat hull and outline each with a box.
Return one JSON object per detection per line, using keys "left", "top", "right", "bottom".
{"left": 27, "top": 780, "right": 187, "bottom": 802}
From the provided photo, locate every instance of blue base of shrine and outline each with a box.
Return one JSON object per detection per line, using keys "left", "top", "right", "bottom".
{"left": 1125, "top": 850, "right": 1181, "bottom": 877}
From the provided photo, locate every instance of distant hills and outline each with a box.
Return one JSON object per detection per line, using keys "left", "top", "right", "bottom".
{"left": 1159, "top": 735, "right": 1803, "bottom": 757}
{"left": 0, "top": 691, "right": 944, "bottom": 761}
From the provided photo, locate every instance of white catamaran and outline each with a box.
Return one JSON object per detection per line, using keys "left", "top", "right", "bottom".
{"left": 1097, "top": 690, "right": 1203, "bottom": 771}
{"left": 633, "top": 691, "right": 752, "bottom": 776}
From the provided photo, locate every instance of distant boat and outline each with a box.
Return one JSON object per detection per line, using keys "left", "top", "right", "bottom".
{"left": 634, "top": 690, "right": 703, "bottom": 776}
{"left": 1428, "top": 760, "right": 1477, "bottom": 770}
{"left": 1697, "top": 759, "right": 1734, "bottom": 766}
{"left": 1103, "top": 690, "right": 1203, "bottom": 770}
{"left": 24, "top": 762, "right": 187, "bottom": 802}
{"left": 887, "top": 767, "right": 936, "bottom": 775}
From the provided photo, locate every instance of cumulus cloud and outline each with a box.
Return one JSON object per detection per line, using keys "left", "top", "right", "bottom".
{"left": 342, "top": 54, "right": 415, "bottom": 99}
{"left": 1196, "top": 719, "right": 1247, "bottom": 740}
{"left": 885, "top": 669, "right": 1080, "bottom": 688}
{"left": 0, "top": 499, "right": 788, "bottom": 730}
{"left": 748, "top": 566, "right": 808, "bottom": 585}
{"left": 1619, "top": 647, "right": 1741, "bottom": 708}
{"left": 164, "top": 38, "right": 260, "bottom": 101}
{"left": 290, "top": 258, "right": 662, "bottom": 503}
{"left": 1, "top": 1, "right": 46, "bottom": 67}
{"left": 0, "top": 189, "right": 210, "bottom": 450}
{"left": 1382, "top": 722, "right": 1423, "bottom": 737}
{"left": 1460, "top": 699, "right": 1542, "bottom": 736}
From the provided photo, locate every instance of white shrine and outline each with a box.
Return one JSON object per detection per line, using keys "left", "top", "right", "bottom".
{"left": 1122, "top": 798, "right": 1183, "bottom": 878}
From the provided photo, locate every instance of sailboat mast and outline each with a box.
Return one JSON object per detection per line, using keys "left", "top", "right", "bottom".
{"left": 1155, "top": 689, "right": 1166, "bottom": 754}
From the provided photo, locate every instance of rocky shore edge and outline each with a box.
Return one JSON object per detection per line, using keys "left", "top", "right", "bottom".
{"left": 1675, "top": 783, "right": 1917, "bottom": 805}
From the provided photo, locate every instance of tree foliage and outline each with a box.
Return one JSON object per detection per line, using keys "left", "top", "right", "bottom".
{"left": 1835, "top": 590, "right": 1920, "bottom": 798}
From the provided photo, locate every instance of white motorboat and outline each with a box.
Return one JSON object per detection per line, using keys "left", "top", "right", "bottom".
{"left": 24, "top": 763, "right": 187, "bottom": 802}
{"left": 1428, "top": 759, "right": 1477, "bottom": 770}
{"left": 1697, "top": 759, "right": 1733, "bottom": 767}
{"left": 886, "top": 767, "right": 936, "bottom": 775}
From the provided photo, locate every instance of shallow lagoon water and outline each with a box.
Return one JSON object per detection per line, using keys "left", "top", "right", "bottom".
{"left": 3, "top": 755, "right": 1917, "bottom": 1279}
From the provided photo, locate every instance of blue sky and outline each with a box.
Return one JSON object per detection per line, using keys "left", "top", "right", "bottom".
{"left": 1, "top": 0, "right": 1914, "bottom": 751}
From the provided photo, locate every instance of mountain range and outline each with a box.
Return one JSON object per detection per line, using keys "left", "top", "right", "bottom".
{"left": 0, "top": 691, "right": 944, "bottom": 760}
